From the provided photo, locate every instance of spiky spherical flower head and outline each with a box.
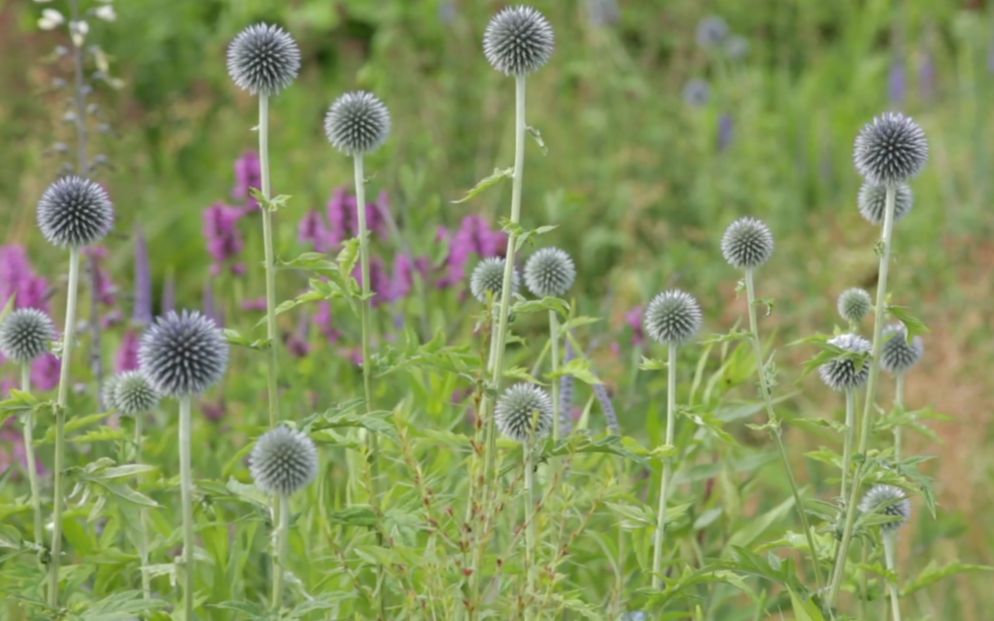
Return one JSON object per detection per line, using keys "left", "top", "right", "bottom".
{"left": 495, "top": 383, "right": 553, "bottom": 442}
{"left": 524, "top": 247, "right": 576, "bottom": 298}
{"left": 859, "top": 484, "right": 911, "bottom": 532}
{"left": 37, "top": 176, "right": 113, "bottom": 248}
{"left": 139, "top": 310, "right": 229, "bottom": 398}
{"left": 837, "top": 288, "right": 872, "bottom": 325}
{"left": 226, "top": 23, "right": 301, "bottom": 97}
{"left": 880, "top": 323, "right": 924, "bottom": 375}
{"left": 857, "top": 181, "right": 914, "bottom": 225}
{"left": 102, "top": 374, "right": 121, "bottom": 411}
{"left": 483, "top": 5, "right": 554, "bottom": 76}
{"left": 249, "top": 426, "right": 318, "bottom": 496}
{"left": 470, "top": 257, "right": 519, "bottom": 303}
{"left": 853, "top": 112, "right": 928, "bottom": 185}
{"left": 114, "top": 371, "right": 161, "bottom": 415}
{"left": 0, "top": 308, "right": 55, "bottom": 364}
{"left": 818, "top": 333, "right": 871, "bottom": 392}
{"left": 720, "top": 217, "right": 774, "bottom": 270}
{"left": 643, "top": 289, "right": 702, "bottom": 347}
{"left": 324, "top": 91, "right": 391, "bottom": 156}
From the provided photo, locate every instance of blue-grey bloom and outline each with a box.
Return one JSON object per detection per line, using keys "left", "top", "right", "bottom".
{"left": 495, "top": 383, "right": 553, "bottom": 442}
{"left": 226, "top": 23, "right": 301, "bottom": 97}
{"left": 250, "top": 426, "right": 318, "bottom": 496}
{"left": 859, "top": 484, "right": 911, "bottom": 531}
{"left": 114, "top": 371, "right": 161, "bottom": 415}
{"left": 139, "top": 310, "right": 229, "bottom": 397}
{"left": 644, "top": 289, "right": 702, "bottom": 346}
{"left": 37, "top": 176, "right": 114, "bottom": 248}
{"left": 483, "top": 5, "right": 554, "bottom": 76}
{"left": 721, "top": 217, "right": 774, "bottom": 269}
{"left": 470, "top": 257, "right": 519, "bottom": 303}
{"left": 696, "top": 15, "right": 729, "bottom": 48}
{"left": 0, "top": 308, "right": 55, "bottom": 364}
{"left": 880, "top": 323, "right": 923, "bottom": 375}
{"left": 837, "top": 288, "right": 872, "bottom": 325}
{"left": 857, "top": 181, "right": 913, "bottom": 225}
{"left": 818, "top": 333, "right": 871, "bottom": 392}
{"left": 324, "top": 91, "right": 391, "bottom": 156}
{"left": 681, "top": 78, "right": 710, "bottom": 107}
{"left": 854, "top": 112, "right": 928, "bottom": 185}
{"left": 524, "top": 247, "right": 576, "bottom": 298}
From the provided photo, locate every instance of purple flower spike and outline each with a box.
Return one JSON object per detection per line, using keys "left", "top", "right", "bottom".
{"left": 0, "top": 245, "right": 50, "bottom": 312}
{"left": 203, "top": 202, "right": 246, "bottom": 276}
{"left": 116, "top": 330, "right": 140, "bottom": 372}
{"left": 233, "top": 151, "right": 262, "bottom": 209}
{"left": 133, "top": 227, "right": 152, "bottom": 325}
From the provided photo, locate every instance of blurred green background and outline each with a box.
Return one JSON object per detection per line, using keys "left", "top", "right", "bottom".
{"left": 1, "top": 0, "right": 993, "bottom": 616}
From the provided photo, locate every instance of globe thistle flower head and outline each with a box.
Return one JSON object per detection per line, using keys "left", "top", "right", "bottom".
{"left": 139, "top": 310, "right": 229, "bottom": 397}
{"left": 470, "top": 257, "right": 519, "bottom": 303}
{"left": 226, "top": 23, "right": 301, "bottom": 96}
{"left": 818, "top": 333, "right": 871, "bottom": 392}
{"left": 880, "top": 323, "right": 924, "bottom": 375}
{"left": 0, "top": 308, "right": 55, "bottom": 364}
{"left": 495, "top": 383, "right": 553, "bottom": 442}
{"left": 483, "top": 5, "right": 554, "bottom": 76}
{"left": 102, "top": 374, "right": 121, "bottom": 411}
{"left": 643, "top": 289, "right": 702, "bottom": 346}
{"left": 720, "top": 217, "right": 774, "bottom": 269}
{"left": 249, "top": 426, "right": 318, "bottom": 496}
{"left": 859, "top": 484, "right": 911, "bottom": 531}
{"left": 696, "top": 15, "right": 730, "bottom": 48}
{"left": 853, "top": 112, "right": 928, "bottom": 185}
{"left": 114, "top": 371, "right": 161, "bottom": 415}
{"left": 524, "top": 247, "right": 576, "bottom": 298}
{"left": 837, "top": 288, "right": 872, "bottom": 325}
{"left": 858, "top": 181, "right": 913, "bottom": 225}
{"left": 37, "top": 176, "right": 114, "bottom": 248}
{"left": 324, "top": 91, "right": 391, "bottom": 156}
{"left": 681, "top": 79, "right": 710, "bottom": 107}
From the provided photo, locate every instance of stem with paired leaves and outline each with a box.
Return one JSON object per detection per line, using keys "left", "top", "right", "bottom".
{"left": 651, "top": 345, "right": 677, "bottom": 590}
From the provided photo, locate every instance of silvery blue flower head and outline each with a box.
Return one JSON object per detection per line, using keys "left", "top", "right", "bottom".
{"left": 495, "top": 383, "right": 553, "bottom": 442}
{"left": 818, "top": 333, "right": 871, "bottom": 392}
{"left": 250, "top": 425, "right": 318, "bottom": 496}
{"left": 681, "top": 78, "right": 710, "bottom": 107}
{"left": 524, "top": 247, "right": 576, "bottom": 298}
{"left": 859, "top": 484, "right": 911, "bottom": 532}
{"left": 37, "top": 176, "right": 114, "bottom": 248}
{"left": 0, "top": 308, "right": 55, "bottom": 364}
{"left": 858, "top": 181, "right": 913, "bottom": 225}
{"left": 324, "top": 91, "right": 391, "bottom": 156}
{"left": 114, "top": 371, "right": 161, "bottom": 415}
{"left": 720, "top": 217, "right": 774, "bottom": 270}
{"left": 696, "top": 15, "right": 729, "bottom": 48}
{"left": 226, "top": 23, "right": 301, "bottom": 97}
{"left": 483, "top": 5, "right": 554, "bottom": 76}
{"left": 853, "top": 112, "right": 928, "bottom": 185}
{"left": 102, "top": 374, "right": 122, "bottom": 411}
{"left": 470, "top": 257, "right": 519, "bottom": 303}
{"left": 139, "top": 310, "right": 229, "bottom": 398}
{"left": 837, "top": 288, "right": 872, "bottom": 325}
{"left": 880, "top": 323, "right": 924, "bottom": 375}
{"left": 643, "top": 289, "right": 702, "bottom": 346}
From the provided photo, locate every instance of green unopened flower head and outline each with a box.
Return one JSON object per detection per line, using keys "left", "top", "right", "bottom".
{"left": 859, "top": 484, "right": 911, "bottom": 532}
{"left": 495, "top": 383, "right": 553, "bottom": 442}
{"left": 524, "top": 247, "right": 575, "bottom": 298}
{"left": 837, "top": 288, "right": 872, "bottom": 325}
{"left": 0, "top": 308, "right": 55, "bottom": 364}
{"left": 470, "top": 257, "right": 519, "bottom": 303}
{"left": 114, "top": 371, "right": 161, "bottom": 415}
{"left": 643, "top": 289, "right": 702, "bottom": 346}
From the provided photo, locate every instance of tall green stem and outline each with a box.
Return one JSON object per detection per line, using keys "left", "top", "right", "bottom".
{"left": 135, "top": 416, "right": 151, "bottom": 603}
{"left": 882, "top": 534, "right": 903, "bottom": 621}
{"left": 744, "top": 269, "right": 824, "bottom": 587}
{"left": 179, "top": 396, "right": 195, "bottom": 620}
{"left": 549, "top": 311, "right": 561, "bottom": 442}
{"left": 893, "top": 374, "right": 905, "bottom": 460}
{"left": 651, "top": 345, "right": 677, "bottom": 590}
{"left": 271, "top": 494, "right": 289, "bottom": 611}
{"left": 20, "top": 364, "right": 43, "bottom": 547}
{"left": 523, "top": 442, "right": 537, "bottom": 620}
{"left": 829, "top": 184, "right": 897, "bottom": 606}
{"left": 841, "top": 390, "right": 856, "bottom": 503}
{"left": 48, "top": 246, "right": 80, "bottom": 607}
{"left": 258, "top": 94, "right": 279, "bottom": 428}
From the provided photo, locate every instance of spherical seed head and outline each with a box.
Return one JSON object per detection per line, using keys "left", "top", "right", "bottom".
{"left": 524, "top": 247, "right": 576, "bottom": 298}
{"left": 102, "top": 374, "right": 122, "bottom": 411}
{"left": 880, "top": 323, "right": 924, "bottom": 375}
{"left": 857, "top": 181, "right": 914, "bottom": 225}
{"left": 853, "top": 112, "right": 928, "bottom": 185}
{"left": 696, "top": 15, "right": 730, "bottom": 48}
{"left": 643, "top": 289, "right": 702, "bottom": 346}
{"left": 818, "top": 333, "right": 871, "bottom": 392}
{"left": 138, "top": 310, "right": 229, "bottom": 397}
{"left": 483, "top": 5, "right": 554, "bottom": 76}
{"left": 720, "top": 217, "right": 774, "bottom": 269}
{"left": 0, "top": 308, "right": 55, "bottom": 364}
{"left": 495, "top": 383, "right": 553, "bottom": 442}
{"left": 837, "top": 288, "right": 873, "bottom": 325}
{"left": 249, "top": 426, "right": 318, "bottom": 496}
{"left": 226, "top": 23, "right": 301, "bottom": 96}
{"left": 859, "top": 484, "right": 911, "bottom": 531}
{"left": 470, "top": 257, "right": 519, "bottom": 303}
{"left": 37, "top": 176, "right": 113, "bottom": 248}
{"left": 114, "top": 371, "right": 161, "bottom": 415}
{"left": 324, "top": 91, "right": 391, "bottom": 156}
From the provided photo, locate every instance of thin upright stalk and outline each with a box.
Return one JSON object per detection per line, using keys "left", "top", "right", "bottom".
{"left": 48, "top": 246, "right": 80, "bottom": 607}
{"left": 549, "top": 311, "right": 561, "bottom": 442}
{"left": 135, "top": 416, "right": 151, "bottom": 603}
{"left": 744, "top": 269, "right": 824, "bottom": 587}
{"left": 20, "top": 365, "right": 43, "bottom": 546}
{"left": 178, "top": 396, "right": 195, "bottom": 620}
{"left": 523, "top": 442, "right": 537, "bottom": 619}
{"left": 841, "top": 390, "right": 856, "bottom": 502}
{"left": 829, "top": 184, "right": 898, "bottom": 606}
{"left": 271, "top": 494, "right": 289, "bottom": 611}
{"left": 883, "top": 534, "right": 903, "bottom": 621}
{"left": 893, "top": 374, "right": 905, "bottom": 460}
{"left": 258, "top": 94, "right": 279, "bottom": 428}
{"left": 651, "top": 345, "right": 677, "bottom": 590}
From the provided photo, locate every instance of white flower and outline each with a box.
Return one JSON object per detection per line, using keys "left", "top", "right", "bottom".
{"left": 69, "top": 20, "right": 89, "bottom": 46}
{"left": 94, "top": 5, "right": 116, "bottom": 21}
{"left": 38, "top": 8, "right": 64, "bottom": 30}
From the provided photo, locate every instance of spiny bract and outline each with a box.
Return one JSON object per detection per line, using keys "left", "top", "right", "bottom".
{"left": 483, "top": 5, "right": 554, "bottom": 76}
{"left": 857, "top": 181, "right": 913, "bottom": 225}
{"left": 0, "top": 308, "right": 55, "bottom": 364}
{"left": 524, "top": 247, "right": 576, "bottom": 298}
{"left": 139, "top": 310, "right": 229, "bottom": 397}
{"left": 37, "top": 176, "right": 114, "bottom": 248}
{"left": 818, "top": 333, "right": 871, "bottom": 392}
{"left": 114, "top": 371, "right": 161, "bottom": 415}
{"left": 880, "top": 323, "right": 924, "bottom": 375}
{"left": 226, "top": 23, "right": 301, "bottom": 97}
{"left": 495, "top": 383, "right": 553, "bottom": 442}
{"left": 837, "top": 288, "right": 872, "bottom": 325}
{"left": 643, "top": 289, "right": 702, "bottom": 346}
{"left": 853, "top": 112, "right": 928, "bottom": 185}
{"left": 721, "top": 217, "right": 774, "bottom": 269}
{"left": 324, "top": 91, "right": 391, "bottom": 156}
{"left": 470, "top": 257, "right": 519, "bottom": 303}
{"left": 859, "top": 484, "right": 911, "bottom": 531}
{"left": 249, "top": 426, "right": 318, "bottom": 496}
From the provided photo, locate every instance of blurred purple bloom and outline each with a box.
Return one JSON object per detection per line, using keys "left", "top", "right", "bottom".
{"left": 202, "top": 400, "right": 226, "bottom": 423}
{"left": 241, "top": 297, "right": 267, "bottom": 312}
{"left": 560, "top": 340, "right": 576, "bottom": 435}
{"left": 888, "top": 58, "right": 906, "bottom": 105}
{"left": 0, "top": 245, "right": 50, "bottom": 312}
{"left": 133, "top": 227, "right": 152, "bottom": 325}
{"left": 287, "top": 312, "right": 311, "bottom": 358}
{"left": 314, "top": 302, "right": 342, "bottom": 343}
{"left": 203, "top": 202, "right": 246, "bottom": 277}
{"left": 161, "top": 274, "right": 175, "bottom": 313}
{"left": 682, "top": 79, "right": 710, "bottom": 107}
{"left": 116, "top": 330, "right": 140, "bottom": 372}
{"left": 298, "top": 209, "right": 336, "bottom": 253}
{"left": 324, "top": 187, "right": 390, "bottom": 247}
{"left": 625, "top": 305, "right": 645, "bottom": 346}
{"left": 696, "top": 15, "right": 729, "bottom": 49}
{"left": 84, "top": 246, "right": 117, "bottom": 307}
{"left": 717, "top": 114, "right": 734, "bottom": 151}
{"left": 437, "top": 215, "right": 508, "bottom": 288}
{"left": 593, "top": 382, "right": 621, "bottom": 435}
{"left": 31, "top": 354, "right": 60, "bottom": 392}
{"left": 233, "top": 151, "right": 261, "bottom": 209}
{"left": 203, "top": 279, "right": 222, "bottom": 326}
{"left": 353, "top": 257, "right": 391, "bottom": 307}
{"left": 920, "top": 51, "right": 935, "bottom": 101}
